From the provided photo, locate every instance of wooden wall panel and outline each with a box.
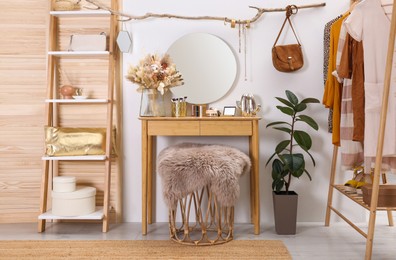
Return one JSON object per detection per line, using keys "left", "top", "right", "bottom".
{"left": 0, "top": 0, "right": 47, "bottom": 223}
{"left": 0, "top": 0, "right": 121, "bottom": 223}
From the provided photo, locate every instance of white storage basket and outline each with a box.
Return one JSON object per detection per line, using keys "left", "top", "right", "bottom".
{"left": 53, "top": 176, "right": 76, "bottom": 193}
{"left": 52, "top": 186, "right": 96, "bottom": 216}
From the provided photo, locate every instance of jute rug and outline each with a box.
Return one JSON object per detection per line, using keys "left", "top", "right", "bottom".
{"left": 0, "top": 240, "right": 291, "bottom": 259}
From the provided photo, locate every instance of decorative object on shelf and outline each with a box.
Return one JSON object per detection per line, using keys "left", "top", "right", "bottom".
{"left": 72, "top": 88, "right": 87, "bottom": 99}
{"left": 139, "top": 88, "right": 165, "bottom": 117}
{"left": 206, "top": 107, "right": 221, "bottom": 117}
{"left": 266, "top": 90, "right": 319, "bottom": 234}
{"left": 362, "top": 185, "right": 396, "bottom": 207}
{"left": 59, "top": 85, "right": 76, "bottom": 99}
{"left": 52, "top": 186, "right": 96, "bottom": 217}
{"left": 236, "top": 93, "right": 260, "bottom": 117}
{"left": 126, "top": 54, "right": 183, "bottom": 116}
{"left": 116, "top": 22, "right": 132, "bottom": 53}
{"left": 45, "top": 126, "right": 106, "bottom": 156}
{"left": 223, "top": 106, "right": 236, "bottom": 116}
{"left": 191, "top": 104, "right": 206, "bottom": 117}
{"left": 171, "top": 97, "right": 187, "bottom": 117}
{"left": 272, "top": 5, "right": 304, "bottom": 73}
{"left": 68, "top": 32, "right": 107, "bottom": 52}
{"left": 53, "top": 0, "right": 81, "bottom": 11}
{"left": 53, "top": 176, "right": 76, "bottom": 193}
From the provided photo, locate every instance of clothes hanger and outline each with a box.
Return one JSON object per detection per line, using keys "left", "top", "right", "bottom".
{"left": 344, "top": 0, "right": 360, "bottom": 15}
{"left": 381, "top": 0, "right": 393, "bottom": 7}
{"left": 381, "top": 0, "right": 393, "bottom": 15}
{"left": 349, "top": 0, "right": 359, "bottom": 12}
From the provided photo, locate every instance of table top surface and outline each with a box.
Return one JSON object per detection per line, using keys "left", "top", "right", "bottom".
{"left": 139, "top": 116, "right": 262, "bottom": 121}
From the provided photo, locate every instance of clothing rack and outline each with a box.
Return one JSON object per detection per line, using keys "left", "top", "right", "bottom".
{"left": 325, "top": 2, "right": 396, "bottom": 259}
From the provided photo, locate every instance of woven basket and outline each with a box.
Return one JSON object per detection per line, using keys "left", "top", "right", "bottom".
{"left": 53, "top": 0, "right": 81, "bottom": 11}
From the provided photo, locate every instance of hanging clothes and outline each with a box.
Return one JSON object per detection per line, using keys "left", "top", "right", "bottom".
{"left": 338, "top": 33, "right": 365, "bottom": 142}
{"left": 323, "top": 15, "right": 343, "bottom": 134}
{"left": 334, "top": 22, "right": 364, "bottom": 169}
{"left": 323, "top": 13, "right": 350, "bottom": 146}
{"left": 345, "top": 0, "right": 396, "bottom": 172}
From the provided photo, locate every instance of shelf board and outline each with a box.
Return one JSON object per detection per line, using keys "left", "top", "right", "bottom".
{"left": 38, "top": 207, "right": 104, "bottom": 220}
{"left": 50, "top": 10, "right": 111, "bottom": 17}
{"left": 45, "top": 99, "right": 108, "bottom": 103}
{"left": 333, "top": 185, "right": 396, "bottom": 211}
{"left": 48, "top": 51, "right": 110, "bottom": 58}
{"left": 42, "top": 155, "right": 107, "bottom": 161}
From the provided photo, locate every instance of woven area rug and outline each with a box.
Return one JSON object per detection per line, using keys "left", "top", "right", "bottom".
{"left": 0, "top": 240, "right": 291, "bottom": 259}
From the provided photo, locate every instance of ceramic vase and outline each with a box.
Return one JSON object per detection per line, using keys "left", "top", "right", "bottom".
{"left": 60, "top": 85, "right": 75, "bottom": 99}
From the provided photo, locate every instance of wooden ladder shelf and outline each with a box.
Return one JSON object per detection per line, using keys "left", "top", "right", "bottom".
{"left": 38, "top": 0, "right": 120, "bottom": 233}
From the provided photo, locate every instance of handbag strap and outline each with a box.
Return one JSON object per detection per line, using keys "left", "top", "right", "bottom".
{"left": 273, "top": 5, "right": 301, "bottom": 47}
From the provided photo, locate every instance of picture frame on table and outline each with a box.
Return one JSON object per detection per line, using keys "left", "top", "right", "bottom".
{"left": 223, "top": 106, "right": 236, "bottom": 116}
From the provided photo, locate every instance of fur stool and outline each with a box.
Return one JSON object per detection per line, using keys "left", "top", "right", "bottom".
{"left": 157, "top": 143, "right": 251, "bottom": 245}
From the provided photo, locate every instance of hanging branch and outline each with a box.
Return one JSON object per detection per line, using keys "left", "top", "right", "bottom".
{"left": 85, "top": 0, "right": 325, "bottom": 26}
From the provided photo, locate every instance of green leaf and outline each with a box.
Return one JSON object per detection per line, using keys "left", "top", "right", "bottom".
{"left": 266, "top": 121, "right": 290, "bottom": 128}
{"left": 304, "top": 169, "right": 312, "bottom": 181}
{"left": 286, "top": 90, "right": 299, "bottom": 105}
{"left": 274, "top": 127, "right": 292, "bottom": 134}
{"left": 276, "top": 106, "right": 294, "bottom": 116}
{"left": 275, "top": 97, "right": 294, "bottom": 108}
{"left": 296, "top": 115, "right": 319, "bottom": 130}
{"left": 301, "top": 97, "right": 320, "bottom": 104}
{"left": 295, "top": 103, "right": 307, "bottom": 112}
{"left": 299, "top": 146, "right": 316, "bottom": 166}
{"left": 280, "top": 168, "right": 290, "bottom": 178}
{"left": 272, "top": 178, "right": 285, "bottom": 192}
{"left": 272, "top": 159, "right": 284, "bottom": 180}
{"left": 275, "top": 140, "right": 290, "bottom": 154}
{"left": 293, "top": 130, "right": 312, "bottom": 150}
{"left": 292, "top": 165, "right": 305, "bottom": 178}
{"left": 266, "top": 151, "right": 277, "bottom": 166}
{"left": 281, "top": 154, "right": 305, "bottom": 174}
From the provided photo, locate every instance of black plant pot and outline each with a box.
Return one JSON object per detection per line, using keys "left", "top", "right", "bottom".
{"left": 272, "top": 191, "right": 298, "bottom": 235}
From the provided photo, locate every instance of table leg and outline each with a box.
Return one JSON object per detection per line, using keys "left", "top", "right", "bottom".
{"left": 250, "top": 120, "right": 260, "bottom": 235}
{"left": 147, "top": 136, "right": 154, "bottom": 224}
{"left": 141, "top": 121, "right": 148, "bottom": 235}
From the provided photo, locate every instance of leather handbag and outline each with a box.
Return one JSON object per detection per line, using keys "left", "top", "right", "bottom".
{"left": 272, "top": 5, "right": 303, "bottom": 72}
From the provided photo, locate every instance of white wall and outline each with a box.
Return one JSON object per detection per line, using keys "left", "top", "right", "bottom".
{"left": 121, "top": 0, "right": 367, "bottom": 226}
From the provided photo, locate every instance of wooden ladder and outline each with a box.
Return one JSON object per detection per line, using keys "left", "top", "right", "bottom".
{"left": 38, "top": 0, "right": 120, "bottom": 233}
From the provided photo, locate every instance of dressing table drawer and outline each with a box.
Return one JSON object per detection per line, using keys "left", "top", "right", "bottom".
{"left": 147, "top": 121, "right": 199, "bottom": 136}
{"left": 200, "top": 121, "right": 252, "bottom": 136}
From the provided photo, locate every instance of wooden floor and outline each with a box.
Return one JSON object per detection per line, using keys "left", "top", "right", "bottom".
{"left": 0, "top": 222, "right": 395, "bottom": 259}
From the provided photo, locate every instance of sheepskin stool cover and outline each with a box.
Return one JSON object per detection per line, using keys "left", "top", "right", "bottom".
{"left": 157, "top": 143, "right": 251, "bottom": 246}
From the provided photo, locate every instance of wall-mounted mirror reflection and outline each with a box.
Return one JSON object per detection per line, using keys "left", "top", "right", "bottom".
{"left": 167, "top": 33, "right": 237, "bottom": 105}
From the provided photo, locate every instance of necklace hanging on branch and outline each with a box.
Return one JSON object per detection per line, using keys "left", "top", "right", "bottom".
{"left": 243, "top": 23, "right": 248, "bottom": 81}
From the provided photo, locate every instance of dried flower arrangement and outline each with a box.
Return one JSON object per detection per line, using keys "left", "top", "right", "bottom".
{"left": 126, "top": 54, "right": 184, "bottom": 95}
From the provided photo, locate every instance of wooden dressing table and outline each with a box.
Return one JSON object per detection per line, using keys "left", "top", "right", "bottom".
{"left": 140, "top": 116, "right": 261, "bottom": 235}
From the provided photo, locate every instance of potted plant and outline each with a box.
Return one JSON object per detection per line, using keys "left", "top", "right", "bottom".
{"left": 266, "top": 90, "right": 320, "bottom": 235}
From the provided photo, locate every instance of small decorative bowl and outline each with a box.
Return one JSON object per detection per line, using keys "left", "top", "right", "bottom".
{"left": 73, "top": 95, "right": 88, "bottom": 100}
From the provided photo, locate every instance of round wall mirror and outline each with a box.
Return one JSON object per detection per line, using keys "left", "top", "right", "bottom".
{"left": 167, "top": 33, "right": 237, "bottom": 104}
